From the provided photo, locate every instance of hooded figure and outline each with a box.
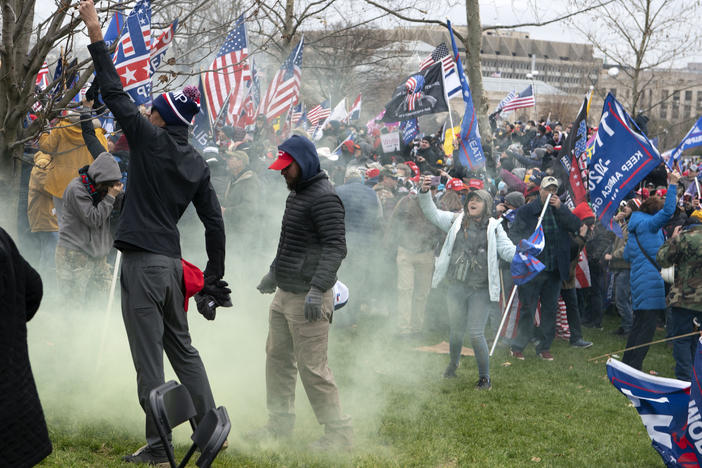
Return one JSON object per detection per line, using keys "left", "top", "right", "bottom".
{"left": 252, "top": 134, "right": 352, "bottom": 448}
{"left": 418, "top": 181, "right": 516, "bottom": 389}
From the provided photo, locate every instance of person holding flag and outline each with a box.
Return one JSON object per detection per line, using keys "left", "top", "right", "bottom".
{"left": 418, "top": 175, "right": 516, "bottom": 389}
{"left": 508, "top": 176, "right": 582, "bottom": 361}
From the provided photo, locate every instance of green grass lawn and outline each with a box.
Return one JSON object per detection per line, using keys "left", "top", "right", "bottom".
{"left": 32, "top": 300, "right": 672, "bottom": 467}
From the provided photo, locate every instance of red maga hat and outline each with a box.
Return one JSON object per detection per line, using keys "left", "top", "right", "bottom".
{"left": 268, "top": 150, "right": 294, "bottom": 170}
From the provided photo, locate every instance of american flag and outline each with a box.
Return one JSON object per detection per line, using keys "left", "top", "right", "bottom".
{"left": 35, "top": 61, "right": 49, "bottom": 90}
{"left": 496, "top": 90, "right": 516, "bottom": 113}
{"left": 202, "top": 15, "right": 251, "bottom": 126}
{"left": 290, "top": 103, "right": 303, "bottom": 124}
{"left": 419, "top": 43, "right": 453, "bottom": 73}
{"left": 230, "top": 58, "right": 260, "bottom": 128}
{"left": 307, "top": 99, "right": 330, "bottom": 126}
{"left": 113, "top": 0, "right": 152, "bottom": 105}
{"left": 404, "top": 75, "right": 424, "bottom": 111}
{"left": 261, "top": 38, "right": 304, "bottom": 121}
{"left": 500, "top": 84, "right": 535, "bottom": 113}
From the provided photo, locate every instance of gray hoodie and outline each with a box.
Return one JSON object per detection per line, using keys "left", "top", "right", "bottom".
{"left": 58, "top": 153, "right": 123, "bottom": 258}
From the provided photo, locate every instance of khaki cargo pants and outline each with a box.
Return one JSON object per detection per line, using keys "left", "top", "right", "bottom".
{"left": 266, "top": 288, "right": 351, "bottom": 429}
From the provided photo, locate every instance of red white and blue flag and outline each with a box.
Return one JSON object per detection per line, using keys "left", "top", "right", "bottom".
{"left": 112, "top": 0, "right": 152, "bottom": 105}
{"left": 233, "top": 58, "right": 260, "bottom": 128}
{"left": 419, "top": 42, "right": 460, "bottom": 98}
{"left": 261, "top": 38, "right": 304, "bottom": 121}
{"left": 511, "top": 224, "right": 546, "bottom": 285}
{"left": 347, "top": 93, "right": 361, "bottom": 122}
{"left": 307, "top": 99, "right": 330, "bottom": 127}
{"left": 500, "top": 84, "right": 535, "bottom": 113}
{"left": 150, "top": 19, "right": 178, "bottom": 74}
{"left": 35, "top": 61, "right": 49, "bottom": 90}
{"left": 607, "top": 341, "right": 702, "bottom": 467}
{"left": 201, "top": 14, "right": 251, "bottom": 126}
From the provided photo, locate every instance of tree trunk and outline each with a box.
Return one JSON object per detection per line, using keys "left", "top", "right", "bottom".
{"left": 463, "top": 0, "right": 492, "bottom": 145}
{"left": 283, "top": 0, "right": 295, "bottom": 45}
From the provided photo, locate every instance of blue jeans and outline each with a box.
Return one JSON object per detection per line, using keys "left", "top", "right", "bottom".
{"left": 670, "top": 307, "right": 702, "bottom": 381}
{"left": 446, "top": 283, "right": 491, "bottom": 378}
{"left": 512, "top": 270, "right": 561, "bottom": 353}
{"left": 614, "top": 270, "right": 633, "bottom": 332}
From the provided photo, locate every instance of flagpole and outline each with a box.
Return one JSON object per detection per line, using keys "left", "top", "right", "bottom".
{"left": 491, "top": 192, "right": 552, "bottom": 355}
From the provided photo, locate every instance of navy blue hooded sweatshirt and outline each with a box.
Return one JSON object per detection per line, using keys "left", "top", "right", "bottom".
{"left": 270, "top": 135, "right": 347, "bottom": 293}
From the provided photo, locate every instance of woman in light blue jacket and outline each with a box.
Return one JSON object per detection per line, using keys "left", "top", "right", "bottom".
{"left": 418, "top": 177, "right": 516, "bottom": 389}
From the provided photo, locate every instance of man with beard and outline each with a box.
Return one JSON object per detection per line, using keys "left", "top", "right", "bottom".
{"left": 252, "top": 134, "right": 352, "bottom": 450}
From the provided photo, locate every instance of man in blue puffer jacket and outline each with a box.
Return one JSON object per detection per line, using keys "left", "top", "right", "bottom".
{"left": 622, "top": 170, "right": 680, "bottom": 370}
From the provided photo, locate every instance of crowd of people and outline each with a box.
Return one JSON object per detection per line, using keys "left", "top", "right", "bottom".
{"left": 7, "top": 1, "right": 702, "bottom": 465}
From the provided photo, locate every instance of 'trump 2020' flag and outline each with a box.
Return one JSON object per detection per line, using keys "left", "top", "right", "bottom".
{"left": 447, "top": 18, "right": 485, "bottom": 170}
{"left": 511, "top": 224, "right": 546, "bottom": 285}
{"left": 191, "top": 73, "right": 213, "bottom": 151}
{"left": 381, "top": 62, "right": 447, "bottom": 122}
{"left": 112, "top": 0, "right": 152, "bottom": 105}
{"left": 589, "top": 93, "right": 662, "bottom": 228}
{"left": 400, "top": 118, "right": 419, "bottom": 144}
{"left": 668, "top": 116, "right": 702, "bottom": 169}
{"left": 150, "top": 19, "right": 178, "bottom": 74}
{"left": 607, "top": 337, "right": 702, "bottom": 467}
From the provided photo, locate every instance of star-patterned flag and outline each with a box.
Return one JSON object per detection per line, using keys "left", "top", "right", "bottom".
{"left": 290, "top": 103, "right": 303, "bottom": 124}
{"left": 112, "top": 0, "right": 152, "bottom": 105}
{"left": 419, "top": 43, "right": 460, "bottom": 97}
{"left": 307, "top": 99, "right": 330, "bottom": 127}
{"left": 202, "top": 14, "right": 251, "bottom": 126}
{"left": 261, "top": 37, "right": 304, "bottom": 121}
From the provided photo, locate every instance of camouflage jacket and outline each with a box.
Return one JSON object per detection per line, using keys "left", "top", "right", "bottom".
{"left": 657, "top": 224, "right": 702, "bottom": 312}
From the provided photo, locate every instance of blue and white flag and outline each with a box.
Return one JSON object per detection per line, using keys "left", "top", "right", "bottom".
{"left": 400, "top": 119, "right": 419, "bottom": 145}
{"left": 510, "top": 224, "right": 546, "bottom": 285}
{"left": 191, "top": 72, "right": 213, "bottom": 151}
{"left": 447, "top": 19, "right": 485, "bottom": 170}
{"left": 104, "top": 11, "right": 127, "bottom": 46}
{"left": 668, "top": 116, "right": 702, "bottom": 169}
{"left": 589, "top": 93, "right": 662, "bottom": 228}
{"left": 607, "top": 338, "right": 702, "bottom": 467}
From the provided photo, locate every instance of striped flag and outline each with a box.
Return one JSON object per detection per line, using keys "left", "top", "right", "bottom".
{"left": 261, "top": 38, "right": 304, "bottom": 121}
{"left": 420, "top": 42, "right": 460, "bottom": 98}
{"left": 307, "top": 99, "right": 330, "bottom": 127}
{"left": 202, "top": 14, "right": 251, "bottom": 126}
{"left": 35, "top": 61, "right": 49, "bottom": 90}
{"left": 496, "top": 90, "right": 516, "bottom": 113}
{"left": 290, "top": 103, "right": 303, "bottom": 124}
{"left": 149, "top": 19, "right": 178, "bottom": 74}
{"left": 111, "top": 0, "right": 152, "bottom": 105}
{"left": 499, "top": 85, "right": 535, "bottom": 113}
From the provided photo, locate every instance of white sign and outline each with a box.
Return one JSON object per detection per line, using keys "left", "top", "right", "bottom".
{"left": 381, "top": 132, "right": 400, "bottom": 153}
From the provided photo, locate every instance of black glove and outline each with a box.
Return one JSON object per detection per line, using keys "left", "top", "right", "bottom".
{"left": 257, "top": 271, "right": 277, "bottom": 294}
{"left": 304, "top": 287, "right": 324, "bottom": 322}
{"left": 202, "top": 277, "right": 232, "bottom": 307}
{"left": 195, "top": 293, "right": 217, "bottom": 320}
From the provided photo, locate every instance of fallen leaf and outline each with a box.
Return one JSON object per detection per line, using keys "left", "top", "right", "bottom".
{"left": 502, "top": 361, "right": 512, "bottom": 367}
{"left": 531, "top": 457, "right": 541, "bottom": 462}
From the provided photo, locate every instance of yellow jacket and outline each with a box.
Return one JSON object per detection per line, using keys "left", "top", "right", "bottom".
{"left": 27, "top": 151, "right": 58, "bottom": 232}
{"left": 39, "top": 117, "right": 107, "bottom": 198}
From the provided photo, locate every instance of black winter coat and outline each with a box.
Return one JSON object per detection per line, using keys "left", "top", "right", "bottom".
{"left": 0, "top": 228, "right": 51, "bottom": 467}
{"left": 509, "top": 198, "right": 582, "bottom": 282}
{"left": 270, "top": 135, "right": 347, "bottom": 293}
{"left": 89, "top": 40, "right": 225, "bottom": 279}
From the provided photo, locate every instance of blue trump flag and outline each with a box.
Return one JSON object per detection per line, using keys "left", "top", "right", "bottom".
{"left": 401, "top": 119, "right": 419, "bottom": 144}
{"left": 104, "top": 11, "right": 127, "bottom": 46}
{"left": 447, "top": 19, "right": 485, "bottom": 170}
{"left": 607, "top": 338, "right": 702, "bottom": 467}
{"left": 589, "top": 93, "right": 662, "bottom": 228}
{"left": 510, "top": 224, "right": 546, "bottom": 285}
{"left": 668, "top": 116, "right": 702, "bottom": 169}
{"left": 190, "top": 73, "right": 213, "bottom": 151}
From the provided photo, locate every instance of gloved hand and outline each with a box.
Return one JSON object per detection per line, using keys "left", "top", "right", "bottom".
{"left": 257, "top": 271, "right": 277, "bottom": 294}
{"left": 304, "top": 287, "right": 324, "bottom": 322}
{"left": 202, "top": 276, "right": 232, "bottom": 307}
{"left": 195, "top": 293, "right": 217, "bottom": 320}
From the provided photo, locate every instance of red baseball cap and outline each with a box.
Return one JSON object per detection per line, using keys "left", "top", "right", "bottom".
{"left": 446, "top": 178, "right": 469, "bottom": 192}
{"left": 268, "top": 150, "right": 295, "bottom": 170}
{"left": 468, "top": 178, "right": 484, "bottom": 190}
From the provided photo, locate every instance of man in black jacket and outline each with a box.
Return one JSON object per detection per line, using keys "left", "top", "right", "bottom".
{"left": 508, "top": 176, "right": 582, "bottom": 361}
{"left": 254, "top": 134, "right": 352, "bottom": 449}
{"left": 80, "top": 2, "right": 230, "bottom": 464}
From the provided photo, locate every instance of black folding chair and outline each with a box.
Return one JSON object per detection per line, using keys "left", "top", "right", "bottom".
{"left": 149, "top": 380, "right": 231, "bottom": 468}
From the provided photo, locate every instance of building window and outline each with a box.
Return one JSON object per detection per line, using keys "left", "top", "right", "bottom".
{"left": 686, "top": 90, "right": 693, "bottom": 102}
{"left": 672, "top": 105, "right": 679, "bottom": 120}
{"left": 660, "top": 105, "right": 667, "bottom": 119}
{"left": 685, "top": 104, "right": 692, "bottom": 117}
